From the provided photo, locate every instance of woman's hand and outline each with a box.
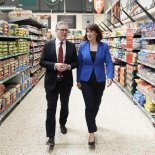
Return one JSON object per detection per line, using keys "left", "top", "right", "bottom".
{"left": 77, "top": 82, "right": 81, "bottom": 90}
{"left": 106, "top": 79, "right": 113, "bottom": 87}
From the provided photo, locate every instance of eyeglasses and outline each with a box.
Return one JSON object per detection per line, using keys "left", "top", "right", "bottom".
{"left": 57, "top": 29, "right": 69, "bottom": 32}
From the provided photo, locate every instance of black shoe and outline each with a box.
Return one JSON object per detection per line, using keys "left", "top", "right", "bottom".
{"left": 60, "top": 126, "right": 67, "bottom": 134}
{"left": 88, "top": 139, "right": 95, "bottom": 146}
{"left": 46, "top": 137, "right": 55, "bottom": 146}
{"left": 88, "top": 135, "right": 95, "bottom": 146}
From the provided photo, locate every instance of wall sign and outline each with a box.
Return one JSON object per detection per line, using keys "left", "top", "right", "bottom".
{"left": 94, "top": 0, "right": 104, "bottom": 14}
{"left": 44, "top": 0, "right": 60, "bottom": 8}
{"left": 57, "top": 15, "right": 76, "bottom": 29}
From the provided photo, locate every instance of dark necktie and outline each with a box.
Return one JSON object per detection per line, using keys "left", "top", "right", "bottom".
{"left": 57, "top": 42, "right": 63, "bottom": 77}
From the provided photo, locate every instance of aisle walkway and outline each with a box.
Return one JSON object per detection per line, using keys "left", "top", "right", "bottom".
{"left": 0, "top": 77, "right": 155, "bottom": 155}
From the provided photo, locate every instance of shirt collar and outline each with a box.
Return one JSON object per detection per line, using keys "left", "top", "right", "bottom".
{"left": 56, "top": 38, "right": 66, "bottom": 45}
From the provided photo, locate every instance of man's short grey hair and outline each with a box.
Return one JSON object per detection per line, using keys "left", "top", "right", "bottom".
{"left": 55, "top": 21, "right": 68, "bottom": 30}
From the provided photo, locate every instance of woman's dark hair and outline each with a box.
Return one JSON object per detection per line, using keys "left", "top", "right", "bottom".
{"left": 83, "top": 24, "right": 103, "bottom": 42}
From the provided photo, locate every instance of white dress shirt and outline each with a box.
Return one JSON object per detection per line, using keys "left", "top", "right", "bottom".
{"left": 54, "top": 38, "right": 71, "bottom": 70}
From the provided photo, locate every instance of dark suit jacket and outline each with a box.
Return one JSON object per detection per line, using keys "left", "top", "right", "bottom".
{"left": 39, "top": 39, "right": 78, "bottom": 90}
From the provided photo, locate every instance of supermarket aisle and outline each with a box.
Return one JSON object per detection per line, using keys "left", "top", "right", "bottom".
{"left": 1, "top": 75, "right": 155, "bottom": 155}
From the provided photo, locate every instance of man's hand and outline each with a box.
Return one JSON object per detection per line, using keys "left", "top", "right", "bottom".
{"left": 106, "top": 79, "right": 113, "bottom": 87}
{"left": 55, "top": 63, "right": 70, "bottom": 72}
{"left": 55, "top": 63, "right": 65, "bottom": 72}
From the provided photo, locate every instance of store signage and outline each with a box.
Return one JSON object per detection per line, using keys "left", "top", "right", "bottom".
{"left": 126, "top": 28, "right": 134, "bottom": 63}
{"left": 94, "top": 0, "right": 104, "bottom": 14}
{"left": 44, "top": 0, "right": 59, "bottom": 8}
{"left": 57, "top": 15, "right": 76, "bottom": 29}
{"left": 126, "top": 28, "right": 134, "bottom": 52}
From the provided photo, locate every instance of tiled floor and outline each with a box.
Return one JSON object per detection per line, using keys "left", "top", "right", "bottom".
{"left": 1, "top": 75, "right": 155, "bottom": 155}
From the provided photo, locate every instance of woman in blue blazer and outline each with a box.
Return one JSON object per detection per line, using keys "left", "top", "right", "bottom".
{"left": 77, "top": 24, "right": 113, "bottom": 146}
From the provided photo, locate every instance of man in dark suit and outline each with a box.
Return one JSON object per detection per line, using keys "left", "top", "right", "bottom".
{"left": 39, "top": 21, "right": 77, "bottom": 145}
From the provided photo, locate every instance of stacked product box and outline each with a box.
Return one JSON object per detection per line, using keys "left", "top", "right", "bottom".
{"left": 145, "top": 96, "right": 155, "bottom": 113}
{"left": 0, "top": 55, "right": 29, "bottom": 80}
{"left": 0, "top": 77, "right": 32, "bottom": 114}
{"left": 0, "top": 40, "right": 29, "bottom": 58}
{"left": 125, "top": 64, "right": 138, "bottom": 95}
{"left": 17, "top": 39, "right": 29, "bottom": 53}
{"left": 9, "top": 58, "right": 16, "bottom": 74}
{"left": 15, "top": 28, "right": 29, "bottom": 37}
{"left": 8, "top": 23, "right": 19, "bottom": 36}
{"left": 31, "top": 68, "right": 44, "bottom": 86}
{"left": 120, "top": 67, "right": 126, "bottom": 86}
{"left": 0, "top": 84, "right": 5, "bottom": 113}
{"left": 135, "top": 78, "right": 155, "bottom": 112}
{"left": 21, "top": 25, "right": 42, "bottom": 35}
{"left": 0, "top": 41, "right": 9, "bottom": 56}
{"left": 2, "top": 59, "right": 10, "bottom": 78}
{"left": 133, "top": 90, "right": 146, "bottom": 107}
{"left": 138, "top": 65, "right": 155, "bottom": 84}
{"left": 140, "top": 21, "right": 155, "bottom": 38}
{"left": 15, "top": 54, "right": 29, "bottom": 72}
{"left": 8, "top": 41, "right": 18, "bottom": 55}
{"left": 0, "top": 20, "right": 9, "bottom": 36}
{"left": 114, "top": 65, "right": 120, "bottom": 82}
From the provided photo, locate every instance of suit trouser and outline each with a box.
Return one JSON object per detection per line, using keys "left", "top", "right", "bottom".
{"left": 45, "top": 82, "right": 72, "bottom": 137}
{"left": 81, "top": 79, "right": 105, "bottom": 133}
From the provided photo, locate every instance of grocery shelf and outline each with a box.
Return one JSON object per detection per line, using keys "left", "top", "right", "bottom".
{"left": 136, "top": 87, "right": 155, "bottom": 104}
{"left": 0, "top": 66, "right": 29, "bottom": 84}
{"left": 31, "top": 66, "right": 41, "bottom": 74}
{"left": 137, "top": 60, "right": 155, "bottom": 69}
{"left": 29, "top": 31, "right": 42, "bottom": 36}
{"left": 137, "top": 73, "right": 155, "bottom": 87}
{"left": 141, "top": 49, "right": 155, "bottom": 54}
{"left": 114, "top": 79, "right": 155, "bottom": 126}
{"left": 38, "top": 71, "right": 45, "bottom": 80}
{"left": 0, "top": 86, "right": 32, "bottom": 124}
{"left": 113, "top": 56, "right": 137, "bottom": 65}
{"left": 103, "top": 36, "right": 126, "bottom": 39}
{"left": 133, "top": 98, "right": 155, "bottom": 126}
{"left": 0, "top": 51, "right": 29, "bottom": 60}
{"left": 34, "top": 56, "right": 41, "bottom": 60}
{"left": 113, "top": 79, "right": 133, "bottom": 100}
{"left": 141, "top": 37, "right": 155, "bottom": 40}
{"left": 111, "top": 46, "right": 141, "bottom": 51}
{"left": 9, "top": 17, "right": 47, "bottom": 29}
{"left": 0, "top": 35, "right": 30, "bottom": 39}
{"left": 33, "top": 50, "right": 42, "bottom": 54}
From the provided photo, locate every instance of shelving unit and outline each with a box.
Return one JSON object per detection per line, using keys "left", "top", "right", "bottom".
{"left": 101, "top": 1, "right": 155, "bottom": 127}
{"left": 137, "top": 87, "right": 155, "bottom": 104}
{"left": 0, "top": 65, "right": 29, "bottom": 84}
{"left": 133, "top": 97, "right": 155, "bottom": 126}
{"left": 11, "top": 18, "right": 47, "bottom": 86}
{"left": 137, "top": 60, "right": 155, "bottom": 69}
{"left": 114, "top": 79, "right": 133, "bottom": 99}
{"left": 9, "top": 17, "right": 46, "bottom": 29}
{"left": 67, "top": 30, "right": 82, "bottom": 51}
{"left": 0, "top": 86, "right": 32, "bottom": 124}
{"left": 0, "top": 15, "right": 47, "bottom": 124}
